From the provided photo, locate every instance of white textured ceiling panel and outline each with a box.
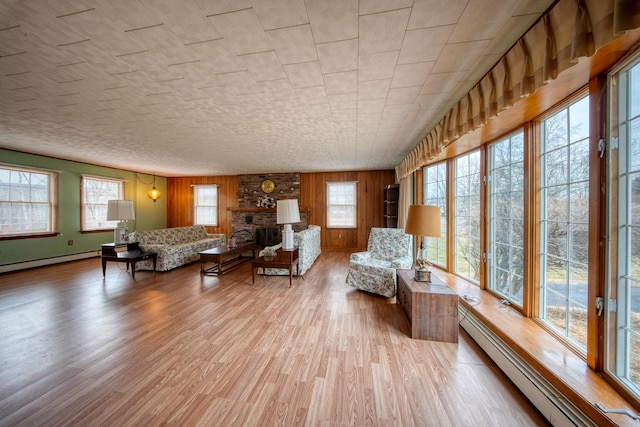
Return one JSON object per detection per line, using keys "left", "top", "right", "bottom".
{"left": 0, "top": 0, "right": 554, "bottom": 176}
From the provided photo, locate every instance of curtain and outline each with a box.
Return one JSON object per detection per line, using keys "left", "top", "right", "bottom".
{"left": 395, "top": 0, "right": 640, "bottom": 180}
{"left": 397, "top": 173, "right": 413, "bottom": 230}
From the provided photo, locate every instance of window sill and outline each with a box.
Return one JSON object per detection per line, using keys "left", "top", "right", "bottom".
{"left": 431, "top": 266, "right": 639, "bottom": 427}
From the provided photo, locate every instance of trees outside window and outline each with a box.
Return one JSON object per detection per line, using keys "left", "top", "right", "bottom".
{"left": 455, "top": 150, "right": 481, "bottom": 282}
{"left": 423, "top": 162, "right": 447, "bottom": 267}
{"left": 82, "top": 175, "right": 123, "bottom": 231}
{"left": 540, "top": 95, "right": 590, "bottom": 350}
{"left": 487, "top": 132, "right": 525, "bottom": 305}
{"left": 607, "top": 54, "right": 640, "bottom": 399}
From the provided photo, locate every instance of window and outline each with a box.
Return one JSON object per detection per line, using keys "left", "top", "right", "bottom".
{"left": 82, "top": 175, "right": 124, "bottom": 231}
{"left": 0, "top": 165, "right": 57, "bottom": 237}
{"left": 327, "top": 182, "right": 357, "bottom": 228}
{"left": 540, "top": 95, "right": 590, "bottom": 350}
{"left": 194, "top": 185, "right": 218, "bottom": 226}
{"left": 423, "top": 162, "right": 447, "bottom": 267}
{"left": 607, "top": 53, "right": 640, "bottom": 399}
{"left": 454, "top": 150, "right": 481, "bottom": 281}
{"left": 487, "top": 132, "right": 525, "bottom": 305}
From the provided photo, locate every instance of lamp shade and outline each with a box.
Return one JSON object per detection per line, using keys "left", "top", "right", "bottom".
{"left": 277, "top": 199, "right": 301, "bottom": 224}
{"left": 404, "top": 205, "right": 440, "bottom": 237}
{"left": 106, "top": 200, "right": 135, "bottom": 221}
{"left": 147, "top": 186, "right": 162, "bottom": 202}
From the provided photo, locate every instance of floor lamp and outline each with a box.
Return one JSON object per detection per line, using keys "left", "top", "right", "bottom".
{"left": 404, "top": 205, "right": 441, "bottom": 282}
{"left": 107, "top": 200, "right": 135, "bottom": 244}
{"left": 277, "top": 199, "right": 300, "bottom": 250}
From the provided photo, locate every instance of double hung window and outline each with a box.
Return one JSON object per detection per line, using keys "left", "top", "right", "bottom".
{"left": 327, "top": 182, "right": 357, "bottom": 228}
{"left": 194, "top": 185, "right": 218, "bottom": 226}
{"left": 0, "top": 165, "right": 57, "bottom": 237}
{"left": 82, "top": 175, "right": 124, "bottom": 231}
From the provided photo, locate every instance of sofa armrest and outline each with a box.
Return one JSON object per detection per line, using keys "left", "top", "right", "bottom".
{"left": 259, "top": 243, "right": 282, "bottom": 257}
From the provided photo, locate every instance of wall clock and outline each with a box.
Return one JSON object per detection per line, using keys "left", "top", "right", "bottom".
{"left": 261, "top": 179, "right": 275, "bottom": 193}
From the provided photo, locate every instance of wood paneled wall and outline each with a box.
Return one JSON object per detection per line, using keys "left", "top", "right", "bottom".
{"left": 167, "top": 170, "right": 396, "bottom": 251}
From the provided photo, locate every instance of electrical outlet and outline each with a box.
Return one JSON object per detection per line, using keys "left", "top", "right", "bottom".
{"left": 67, "top": 240, "right": 73, "bottom": 246}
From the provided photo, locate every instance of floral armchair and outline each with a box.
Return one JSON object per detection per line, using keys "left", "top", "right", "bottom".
{"left": 346, "top": 227, "right": 412, "bottom": 297}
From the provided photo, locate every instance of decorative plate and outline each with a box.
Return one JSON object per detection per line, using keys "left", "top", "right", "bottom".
{"left": 261, "top": 179, "right": 275, "bottom": 193}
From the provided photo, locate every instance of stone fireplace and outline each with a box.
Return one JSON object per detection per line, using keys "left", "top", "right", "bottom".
{"left": 230, "top": 173, "right": 307, "bottom": 247}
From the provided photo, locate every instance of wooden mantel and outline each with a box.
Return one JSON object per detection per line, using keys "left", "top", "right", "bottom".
{"left": 227, "top": 207, "right": 310, "bottom": 213}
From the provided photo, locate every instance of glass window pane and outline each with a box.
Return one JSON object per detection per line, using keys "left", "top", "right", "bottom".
{"left": 455, "top": 150, "right": 480, "bottom": 282}
{"left": 0, "top": 166, "right": 57, "bottom": 236}
{"left": 194, "top": 185, "right": 218, "bottom": 226}
{"left": 327, "top": 182, "right": 357, "bottom": 228}
{"left": 540, "top": 95, "right": 589, "bottom": 351}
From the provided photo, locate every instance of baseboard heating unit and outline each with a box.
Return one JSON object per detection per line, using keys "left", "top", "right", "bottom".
{"left": 459, "top": 304, "right": 596, "bottom": 427}
{"left": 0, "top": 251, "right": 98, "bottom": 274}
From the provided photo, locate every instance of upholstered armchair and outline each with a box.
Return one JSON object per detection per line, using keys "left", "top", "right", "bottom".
{"left": 346, "top": 227, "right": 413, "bottom": 297}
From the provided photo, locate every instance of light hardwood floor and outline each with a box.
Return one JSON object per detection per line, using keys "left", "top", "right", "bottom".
{"left": 0, "top": 252, "right": 549, "bottom": 426}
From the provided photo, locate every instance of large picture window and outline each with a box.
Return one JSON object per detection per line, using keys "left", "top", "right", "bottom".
{"left": 327, "top": 182, "right": 357, "bottom": 228}
{"left": 423, "top": 162, "right": 447, "bottom": 267}
{"left": 454, "top": 150, "right": 481, "bottom": 282}
{"left": 607, "top": 53, "right": 640, "bottom": 399}
{"left": 487, "top": 132, "right": 525, "bottom": 305}
{"left": 0, "top": 165, "right": 57, "bottom": 238}
{"left": 540, "top": 95, "right": 590, "bottom": 350}
{"left": 194, "top": 185, "right": 218, "bottom": 226}
{"left": 82, "top": 175, "right": 124, "bottom": 231}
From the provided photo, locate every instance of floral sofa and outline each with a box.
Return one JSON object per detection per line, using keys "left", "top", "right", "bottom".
{"left": 346, "top": 227, "right": 412, "bottom": 297}
{"left": 258, "top": 225, "right": 321, "bottom": 277}
{"left": 129, "top": 225, "right": 226, "bottom": 271}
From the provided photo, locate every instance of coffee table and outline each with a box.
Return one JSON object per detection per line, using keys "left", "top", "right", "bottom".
{"left": 200, "top": 242, "right": 256, "bottom": 275}
{"left": 251, "top": 247, "right": 299, "bottom": 287}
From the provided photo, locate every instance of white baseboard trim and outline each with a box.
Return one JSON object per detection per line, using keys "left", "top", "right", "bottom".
{"left": 459, "top": 304, "right": 596, "bottom": 427}
{"left": 0, "top": 251, "right": 99, "bottom": 274}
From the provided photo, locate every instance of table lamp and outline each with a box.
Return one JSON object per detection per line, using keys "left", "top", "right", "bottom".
{"left": 277, "top": 199, "right": 300, "bottom": 250}
{"left": 107, "top": 200, "right": 135, "bottom": 244}
{"left": 404, "top": 204, "right": 441, "bottom": 282}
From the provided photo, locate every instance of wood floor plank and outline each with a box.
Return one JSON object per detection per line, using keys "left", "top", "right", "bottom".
{"left": 0, "top": 252, "right": 549, "bottom": 426}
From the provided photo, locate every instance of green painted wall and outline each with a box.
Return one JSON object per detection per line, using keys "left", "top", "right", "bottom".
{"left": 0, "top": 149, "right": 167, "bottom": 266}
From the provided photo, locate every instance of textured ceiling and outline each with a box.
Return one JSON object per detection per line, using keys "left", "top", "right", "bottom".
{"left": 0, "top": 0, "right": 554, "bottom": 177}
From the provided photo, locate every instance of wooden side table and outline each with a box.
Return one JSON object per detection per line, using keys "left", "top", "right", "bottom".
{"left": 396, "top": 268, "right": 458, "bottom": 342}
{"left": 251, "top": 247, "right": 299, "bottom": 287}
{"left": 101, "top": 242, "right": 157, "bottom": 280}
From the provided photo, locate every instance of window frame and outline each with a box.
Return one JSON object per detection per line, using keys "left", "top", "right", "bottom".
{"left": 486, "top": 130, "right": 526, "bottom": 306}
{"left": 453, "top": 149, "right": 482, "bottom": 283}
{"left": 81, "top": 175, "right": 125, "bottom": 232}
{"left": 537, "top": 92, "right": 591, "bottom": 353}
{"left": 193, "top": 184, "right": 219, "bottom": 226}
{"left": 423, "top": 162, "right": 447, "bottom": 268}
{"left": 326, "top": 181, "right": 357, "bottom": 229}
{"left": 0, "top": 164, "right": 58, "bottom": 239}
{"left": 605, "top": 51, "right": 640, "bottom": 402}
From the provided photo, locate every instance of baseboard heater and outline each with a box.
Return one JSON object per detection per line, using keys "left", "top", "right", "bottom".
{"left": 0, "top": 251, "right": 99, "bottom": 274}
{"left": 459, "top": 304, "right": 596, "bottom": 427}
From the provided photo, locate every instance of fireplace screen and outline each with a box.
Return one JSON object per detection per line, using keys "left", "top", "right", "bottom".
{"left": 255, "top": 226, "right": 281, "bottom": 247}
